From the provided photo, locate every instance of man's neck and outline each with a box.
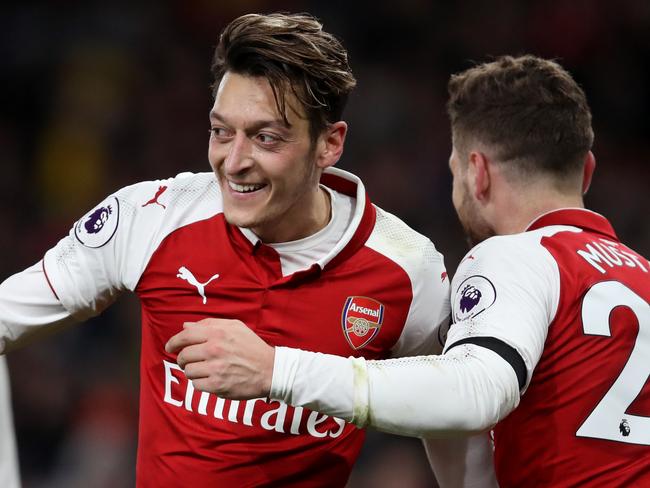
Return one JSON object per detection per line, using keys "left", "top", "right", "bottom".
{"left": 254, "top": 185, "right": 332, "bottom": 244}
{"left": 493, "top": 189, "right": 585, "bottom": 236}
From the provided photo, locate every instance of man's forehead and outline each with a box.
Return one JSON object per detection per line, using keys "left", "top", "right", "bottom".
{"left": 213, "top": 71, "right": 306, "bottom": 126}
{"left": 209, "top": 109, "right": 289, "bottom": 132}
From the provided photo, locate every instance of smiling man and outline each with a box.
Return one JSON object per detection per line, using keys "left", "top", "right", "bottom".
{"left": 0, "top": 13, "right": 491, "bottom": 487}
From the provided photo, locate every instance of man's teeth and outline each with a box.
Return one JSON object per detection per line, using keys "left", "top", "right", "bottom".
{"left": 229, "top": 181, "right": 265, "bottom": 193}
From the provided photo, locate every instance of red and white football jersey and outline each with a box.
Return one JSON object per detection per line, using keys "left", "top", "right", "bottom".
{"left": 447, "top": 209, "right": 650, "bottom": 487}
{"left": 37, "top": 168, "right": 449, "bottom": 487}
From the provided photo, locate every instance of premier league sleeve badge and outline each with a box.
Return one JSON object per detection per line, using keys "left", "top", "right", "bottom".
{"left": 74, "top": 197, "right": 120, "bottom": 248}
{"left": 452, "top": 275, "right": 497, "bottom": 322}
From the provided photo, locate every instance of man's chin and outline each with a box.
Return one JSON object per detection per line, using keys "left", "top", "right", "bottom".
{"left": 223, "top": 211, "right": 259, "bottom": 230}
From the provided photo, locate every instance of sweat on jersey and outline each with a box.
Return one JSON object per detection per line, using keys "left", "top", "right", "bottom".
{"left": 0, "top": 168, "right": 450, "bottom": 487}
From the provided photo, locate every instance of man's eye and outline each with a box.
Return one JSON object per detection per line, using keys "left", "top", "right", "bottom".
{"left": 257, "top": 133, "right": 279, "bottom": 144}
{"left": 210, "top": 127, "right": 230, "bottom": 137}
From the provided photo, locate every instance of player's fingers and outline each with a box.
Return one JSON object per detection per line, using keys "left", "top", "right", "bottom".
{"left": 183, "top": 360, "right": 211, "bottom": 381}
{"left": 190, "top": 377, "right": 218, "bottom": 395}
{"left": 165, "top": 323, "right": 205, "bottom": 353}
{"left": 176, "top": 342, "right": 208, "bottom": 369}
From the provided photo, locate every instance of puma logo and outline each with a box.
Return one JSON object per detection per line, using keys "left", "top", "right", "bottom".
{"left": 142, "top": 185, "right": 168, "bottom": 209}
{"left": 176, "top": 266, "right": 220, "bottom": 304}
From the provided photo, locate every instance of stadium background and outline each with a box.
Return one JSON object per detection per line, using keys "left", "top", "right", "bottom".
{"left": 1, "top": 1, "right": 648, "bottom": 486}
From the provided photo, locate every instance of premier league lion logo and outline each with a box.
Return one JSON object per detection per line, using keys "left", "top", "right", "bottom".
{"left": 83, "top": 205, "right": 113, "bottom": 234}
{"left": 453, "top": 275, "right": 497, "bottom": 322}
{"left": 459, "top": 284, "right": 482, "bottom": 313}
{"left": 619, "top": 419, "right": 631, "bottom": 437}
{"left": 75, "top": 197, "right": 120, "bottom": 248}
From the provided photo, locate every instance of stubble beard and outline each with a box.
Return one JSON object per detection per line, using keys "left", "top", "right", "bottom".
{"left": 459, "top": 190, "right": 494, "bottom": 248}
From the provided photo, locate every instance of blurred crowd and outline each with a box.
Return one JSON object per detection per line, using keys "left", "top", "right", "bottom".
{"left": 1, "top": 1, "right": 648, "bottom": 486}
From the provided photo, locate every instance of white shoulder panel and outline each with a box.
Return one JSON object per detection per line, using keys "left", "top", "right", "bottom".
{"left": 43, "top": 172, "right": 221, "bottom": 319}
{"left": 365, "top": 207, "right": 450, "bottom": 357}
{"left": 446, "top": 225, "right": 577, "bottom": 389}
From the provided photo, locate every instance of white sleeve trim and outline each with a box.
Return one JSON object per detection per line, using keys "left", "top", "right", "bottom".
{"left": 271, "top": 343, "right": 520, "bottom": 437}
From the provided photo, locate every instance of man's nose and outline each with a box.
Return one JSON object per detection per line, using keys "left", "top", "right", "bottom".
{"left": 224, "top": 133, "right": 253, "bottom": 175}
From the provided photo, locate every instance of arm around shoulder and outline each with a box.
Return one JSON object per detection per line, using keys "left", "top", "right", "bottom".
{"left": 271, "top": 342, "right": 520, "bottom": 437}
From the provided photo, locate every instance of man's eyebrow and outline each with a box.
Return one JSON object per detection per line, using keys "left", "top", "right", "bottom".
{"left": 209, "top": 111, "right": 291, "bottom": 131}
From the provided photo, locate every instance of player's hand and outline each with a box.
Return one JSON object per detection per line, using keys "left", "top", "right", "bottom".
{"left": 164, "top": 318, "right": 275, "bottom": 400}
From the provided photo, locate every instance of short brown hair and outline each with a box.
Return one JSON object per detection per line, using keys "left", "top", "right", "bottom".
{"left": 211, "top": 13, "right": 357, "bottom": 140}
{"left": 447, "top": 55, "right": 594, "bottom": 180}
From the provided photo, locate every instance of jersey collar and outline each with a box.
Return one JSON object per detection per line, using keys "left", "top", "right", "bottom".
{"left": 525, "top": 208, "right": 618, "bottom": 240}
{"left": 229, "top": 167, "right": 376, "bottom": 279}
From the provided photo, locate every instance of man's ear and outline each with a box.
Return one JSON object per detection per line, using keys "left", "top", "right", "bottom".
{"left": 316, "top": 121, "right": 347, "bottom": 169}
{"left": 468, "top": 150, "right": 490, "bottom": 201}
{"left": 582, "top": 151, "right": 596, "bottom": 195}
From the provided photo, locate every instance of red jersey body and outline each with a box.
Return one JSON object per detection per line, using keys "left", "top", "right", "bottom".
{"left": 449, "top": 209, "right": 650, "bottom": 487}
{"left": 40, "top": 169, "right": 450, "bottom": 487}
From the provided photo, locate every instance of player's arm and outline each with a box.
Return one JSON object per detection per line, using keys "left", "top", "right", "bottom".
{"left": 271, "top": 339, "right": 519, "bottom": 435}
{"left": 0, "top": 194, "right": 127, "bottom": 353}
{"left": 270, "top": 236, "right": 557, "bottom": 436}
{"left": 2, "top": 174, "right": 216, "bottom": 354}
{"left": 0, "top": 262, "right": 76, "bottom": 353}
{"left": 168, "top": 235, "right": 555, "bottom": 442}
{"left": 380, "top": 237, "right": 497, "bottom": 486}
{"left": 0, "top": 181, "right": 161, "bottom": 354}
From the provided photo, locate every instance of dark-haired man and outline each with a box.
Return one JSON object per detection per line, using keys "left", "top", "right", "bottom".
{"left": 178, "top": 55, "right": 650, "bottom": 487}
{"left": 0, "top": 13, "right": 487, "bottom": 487}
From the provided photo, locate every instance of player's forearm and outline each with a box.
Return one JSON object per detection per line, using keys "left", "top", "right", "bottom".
{"left": 271, "top": 343, "right": 520, "bottom": 437}
{"left": 0, "top": 262, "right": 75, "bottom": 354}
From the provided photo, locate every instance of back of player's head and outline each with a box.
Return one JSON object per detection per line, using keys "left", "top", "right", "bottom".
{"left": 447, "top": 55, "right": 594, "bottom": 187}
{"left": 212, "top": 12, "right": 357, "bottom": 141}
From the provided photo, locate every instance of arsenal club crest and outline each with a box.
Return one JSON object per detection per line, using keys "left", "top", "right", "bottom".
{"left": 341, "top": 296, "right": 384, "bottom": 350}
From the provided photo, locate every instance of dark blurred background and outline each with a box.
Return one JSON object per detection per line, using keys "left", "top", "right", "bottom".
{"left": 1, "top": 1, "right": 648, "bottom": 486}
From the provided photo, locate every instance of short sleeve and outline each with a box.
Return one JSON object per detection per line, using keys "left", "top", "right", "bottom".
{"left": 41, "top": 176, "right": 203, "bottom": 320}
{"left": 43, "top": 193, "right": 126, "bottom": 320}
{"left": 389, "top": 237, "right": 451, "bottom": 357}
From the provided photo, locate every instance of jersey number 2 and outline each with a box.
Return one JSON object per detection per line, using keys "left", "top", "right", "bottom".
{"left": 577, "top": 281, "right": 650, "bottom": 445}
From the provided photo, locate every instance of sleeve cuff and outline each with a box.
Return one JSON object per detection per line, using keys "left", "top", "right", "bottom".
{"left": 269, "top": 346, "right": 302, "bottom": 404}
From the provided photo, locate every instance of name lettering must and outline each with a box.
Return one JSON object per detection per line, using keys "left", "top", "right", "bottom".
{"left": 577, "top": 239, "right": 647, "bottom": 274}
